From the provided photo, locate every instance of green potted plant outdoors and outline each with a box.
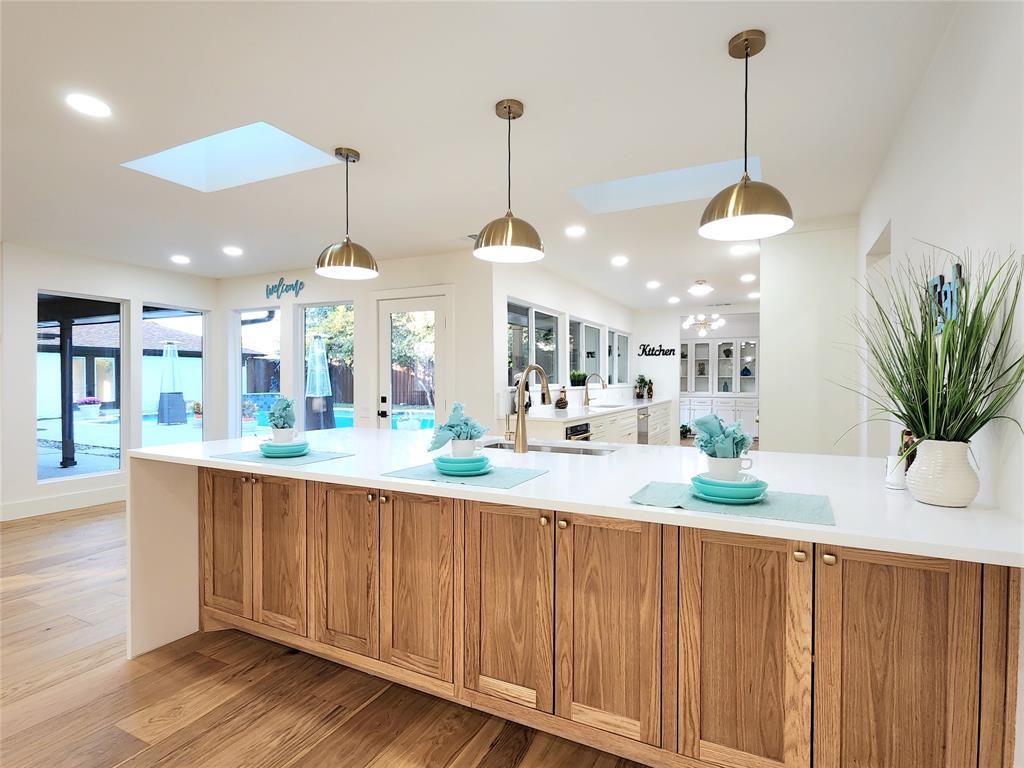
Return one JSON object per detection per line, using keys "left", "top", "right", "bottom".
{"left": 851, "top": 253, "right": 1024, "bottom": 507}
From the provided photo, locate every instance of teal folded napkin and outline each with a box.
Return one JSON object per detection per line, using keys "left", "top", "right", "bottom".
{"left": 693, "top": 414, "right": 753, "bottom": 458}
{"left": 428, "top": 402, "right": 487, "bottom": 450}
{"left": 630, "top": 481, "right": 834, "bottom": 526}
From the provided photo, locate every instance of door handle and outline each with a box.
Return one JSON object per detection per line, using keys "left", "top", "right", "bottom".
{"left": 378, "top": 410, "right": 389, "bottom": 418}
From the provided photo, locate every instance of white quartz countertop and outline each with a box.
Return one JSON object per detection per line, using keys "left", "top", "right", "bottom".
{"left": 524, "top": 398, "right": 672, "bottom": 422}
{"left": 128, "top": 428, "right": 1024, "bottom": 567}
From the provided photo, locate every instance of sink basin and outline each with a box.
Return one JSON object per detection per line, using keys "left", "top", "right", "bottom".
{"left": 484, "top": 441, "right": 618, "bottom": 456}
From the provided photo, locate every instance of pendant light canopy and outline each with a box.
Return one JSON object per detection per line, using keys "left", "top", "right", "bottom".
{"left": 316, "top": 147, "right": 379, "bottom": 280}
{"left": 474, "top": 99, "right": 544, "bottom": 263}
{"left": 699, "top": 30, "right": 794, "bottom": 242}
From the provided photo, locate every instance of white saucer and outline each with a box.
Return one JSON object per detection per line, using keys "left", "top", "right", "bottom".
{"left": 696, "top": 472, "right": 760, "bottom": 486}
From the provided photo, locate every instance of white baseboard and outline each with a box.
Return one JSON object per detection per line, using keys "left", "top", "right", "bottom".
{"left": 1, "top": 484, "right": 127, "bottom": 522}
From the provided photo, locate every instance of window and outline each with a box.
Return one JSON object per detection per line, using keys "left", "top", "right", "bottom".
{"left": 608, "top": 330, "right": 630, "bottom": 384}
{"left": 240, "top": 309, "right": 281, "bottom": 437}
{"left": 36, "top": 292, "right": 122, "bottom": 480}
{"left": 506, "top": 301, "right": 562, "bottom": 385}
{"left": 569, "top": 320, "right": 582, "bottom": 373}
{"left": 507, "top": 302, "right": 530, "bottom": 386}
{"left": 141, "top": 307, "right": 204, "bottom": 447}
{"left": 303, "top": 304, "right": 354, "bottom": 431}
{"left": 534, "top": 310, "right": 559, "bottom": 384}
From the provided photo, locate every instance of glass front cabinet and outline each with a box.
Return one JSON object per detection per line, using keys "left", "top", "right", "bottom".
{"left": 679, "top": 338, "right": 758, "bottom": 396}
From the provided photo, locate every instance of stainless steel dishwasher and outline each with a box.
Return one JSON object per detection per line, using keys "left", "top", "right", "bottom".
{"left": 637, "top": 406, "right": 649, "bottom": 444}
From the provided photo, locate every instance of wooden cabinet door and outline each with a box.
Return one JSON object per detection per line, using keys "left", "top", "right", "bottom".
{"left": 464, "top": 501, "right": 554, "bottom": 712}
{"left": 251, "top": 475, "right": 307, "bottom": 635}
{"left": 555, "top": 512, "right": 661, "bottom": 745}
{"left": 814, "top": 546, "right": 982, "bottom": 768}
{"left": 310, "top": 483, "right": 379, "bottom": 657}
{"left": 678, "top": 529, "right": 812, "bottom": 768}
{"left": 200, "top": 468, "right": 252, "bottom": 618}
{"left": 380, "top": 491, "right": 454, "bottom": 682}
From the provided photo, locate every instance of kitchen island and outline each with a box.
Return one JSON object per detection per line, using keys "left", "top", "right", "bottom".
{"left": 128, "top": 427, "right": 1022, "bottom": 768}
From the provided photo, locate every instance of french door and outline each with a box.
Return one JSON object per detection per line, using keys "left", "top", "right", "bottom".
{"left": 377, "top": 296, "right": 449, "bottom": 430}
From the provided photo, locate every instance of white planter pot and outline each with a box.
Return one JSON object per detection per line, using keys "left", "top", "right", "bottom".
{"left": 905, "top": 440, "right": 979, "bottom": 508}
{"left": 450, "top": 439, "right": 477, "bottom": 457}
{"left": 76, "top": 404, "right": 101, "bottom": 419}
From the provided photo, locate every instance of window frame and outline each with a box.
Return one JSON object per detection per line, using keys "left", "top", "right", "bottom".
{"left": 300, "top": 301, "right": 356, "bottom": 432}
{"left": 506, "top": 299, "right": 564, "bottom": 387}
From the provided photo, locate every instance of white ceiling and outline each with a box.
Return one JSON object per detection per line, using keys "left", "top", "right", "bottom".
{"left": 2, "top": 1, "right": 953, "bottom": 308}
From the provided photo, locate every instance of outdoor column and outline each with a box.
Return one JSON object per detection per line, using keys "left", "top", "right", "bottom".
{"left": 59, "top": 318, "right": 77, "bottom": 467}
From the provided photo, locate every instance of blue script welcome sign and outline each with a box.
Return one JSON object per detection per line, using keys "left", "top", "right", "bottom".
{"left": 266, "top": 277, "right": 305, "bottom": 301}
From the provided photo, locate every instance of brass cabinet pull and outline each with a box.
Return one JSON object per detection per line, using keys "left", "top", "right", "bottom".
{"left": 822, "top": 553, "right": 837, "bottom": 566}
{"left": 793, "top": 550, "right": 807, "bottom": 562}
{"left": 557, "top": 519, "right": 568, "bottom": 529}
{"left": 539, "top": 516, "right": 549, "bottom": 526}
{"left": 367, "top": 492, "right": 375, "bottom": 502}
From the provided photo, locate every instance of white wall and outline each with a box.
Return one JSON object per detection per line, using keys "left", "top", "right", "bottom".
{"left": 759, "top": 218, "right": 861, "bottom": 456}
{"left": 490, "top": 262, "right": 635, "bottom": 419}
{"left": 215, "top": 248, "right": 495, "bottom": 433}
{"left": 859, "top": 2, "right": 1023, "bottom": 511}
{"left": 1, "top": 243, "right": 220, "bottom": 520}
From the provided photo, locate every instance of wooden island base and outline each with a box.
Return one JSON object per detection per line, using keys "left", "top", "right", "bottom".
{"left": 199, "top": 468, "right": 1021, "bottom": 768}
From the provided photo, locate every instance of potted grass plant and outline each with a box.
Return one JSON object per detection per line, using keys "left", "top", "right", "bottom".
{"left": 852, "top": 252, "right": 1024, "bottom": 507}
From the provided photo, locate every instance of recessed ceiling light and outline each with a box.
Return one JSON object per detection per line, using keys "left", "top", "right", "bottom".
{"left": 667, "top": 296, "right": 680, "bottom": 304}
{"left": 748, "top": 291, "right": 761, "bottom": 299}
{"left": 564, "top": 224, "right": 586, "bottom": 238}
{"left": 65, "top": 93, "right": 111, "bottom": 118}
{"left": 170, "top": 254, "right": 191, "bottom": 265}
{"left": 222, "top": 245, "right": 244, "bottom": 257}
{"left": 740, "top": 273, "right": 757, "bottom": 283}
{"left": 688, "top": 280, "right": 714, "bottom": 297}
{"left": 730, "top": 243, "right": 760, "bottom": 257}
{"left": 646, "top": 280, "right": 661, "bottom": 290}
{"left": 610, "top": 255, "right": 629, "bottom": 267}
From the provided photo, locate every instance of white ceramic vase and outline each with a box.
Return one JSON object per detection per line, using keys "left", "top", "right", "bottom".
{"left": 905, "top": 440, "right": 979, "bottom": 507}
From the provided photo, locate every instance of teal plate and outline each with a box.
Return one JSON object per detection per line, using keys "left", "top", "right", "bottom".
{"left": 436, "top": 465, "right": 493, "bottom": 477}
{"left": 259, "top": 448, "right": 310, "bottom": 458}
{"left": 434, "top": 456, "right": 488, "bottom": 469}
{"left": 692, "top": 476, "right": 768, "bottom": 499}
{"left": 690, "top": 488, "right": 767, "bottom": 505}
{"left": 261, "top": 440, "right": 309, "bottom": 451}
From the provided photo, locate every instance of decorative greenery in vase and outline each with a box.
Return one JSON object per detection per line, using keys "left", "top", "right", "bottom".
{"left": 850, "top": 252, "right": 1024, "bottom": 507}
{"left": 634, "top": 374, "right": 648, "bottom": 399}
{"left": 569, "top": 370, "right": 587, "bottom": 387}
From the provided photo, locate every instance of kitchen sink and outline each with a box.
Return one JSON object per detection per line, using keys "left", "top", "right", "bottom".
{"left": 484, "top": 441, "right": 618, "bottom": 456}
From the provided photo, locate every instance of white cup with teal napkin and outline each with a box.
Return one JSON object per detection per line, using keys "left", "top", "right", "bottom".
{"left": 693, "top": 414, "right": 754, "bottom": 481}
{"left": 428, "top": 402, "right": 488, "bottom": 457}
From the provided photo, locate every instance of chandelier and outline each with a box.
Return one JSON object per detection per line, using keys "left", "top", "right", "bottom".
{"left": 682, "top": 313, "right": 726, "bottom": 337}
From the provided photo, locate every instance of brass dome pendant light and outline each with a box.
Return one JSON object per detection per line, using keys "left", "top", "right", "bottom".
{"left": 699, "top": 30, "right": 794, "bottom": 242}
{"left": 473, "top": 99, "right": 544, "bottom": 263}
{"left": 315, "top": 147, "right": 379, "bottom": 280}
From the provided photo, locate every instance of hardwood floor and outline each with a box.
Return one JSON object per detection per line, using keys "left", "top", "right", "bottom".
{"left": 1, "top": 503, "right": 645, "bottom": 768}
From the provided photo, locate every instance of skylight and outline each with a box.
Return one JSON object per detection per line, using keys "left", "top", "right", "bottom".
{"left": 121, "top": 122, "right": 337, "bottom": 192}
{"left": 571, "top": 157, "right": 763, "bottom": 214}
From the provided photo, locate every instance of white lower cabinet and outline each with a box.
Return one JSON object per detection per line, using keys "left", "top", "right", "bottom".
{"left": 680, "top": 396, "right": 758, "bottom": 438}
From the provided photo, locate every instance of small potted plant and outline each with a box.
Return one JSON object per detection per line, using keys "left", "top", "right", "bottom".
{"left": 241, "top": 400, "right": 258, "bottom": 422}
{"left": 634, "top": 374, "right": 648, "bottom": 399}
{"left": 429, "top": 402, "right": 487, "bottom": 456}
{"left": 75, "top": 396, "right": 102, "bottom": 419}
{"left": 268, "top": 398, "right": 297, "bottom": 443}
{"left": 570, "top": 370, "right": 587, "bottom": 387}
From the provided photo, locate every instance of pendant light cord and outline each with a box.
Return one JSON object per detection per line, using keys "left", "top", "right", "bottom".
{"left": 345, "top": 157, "right": 350, "bottom": 237}
{"left": 743, "top": 42, "right": 749, "bottom": 175}
{"left": 506, "top": 108, "right": 513, "bottom": 213}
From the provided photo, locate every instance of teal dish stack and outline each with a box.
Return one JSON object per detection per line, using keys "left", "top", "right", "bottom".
{"left": 433, "top": 455, "right": 492, "bottom": 477}
{"left": 690, "top": 473, "right": 767, "bottom": 504}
